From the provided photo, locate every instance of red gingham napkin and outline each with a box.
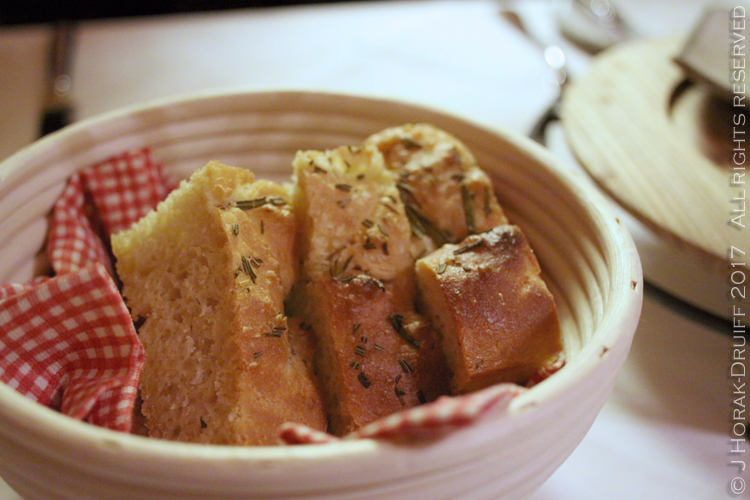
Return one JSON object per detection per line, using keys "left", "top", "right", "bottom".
{"left": 278, "top": 383, "right": 527, "bottom": 445}
{"left": 0, "top": 263, "right": 143, "bottom": 430}
{"left": 47, "top": 148, "right": 176, "bottom": 276}
{"left": 0, "top": 148, "right": 172, "bottom": 432}
{"left": 277, "top": 354, "right": 564, "bottom": 445}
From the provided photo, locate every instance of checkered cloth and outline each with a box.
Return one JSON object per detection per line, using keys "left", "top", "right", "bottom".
{"left": 278, "top": 383, "right": 526, "bottom": 444}
{"left": 0, "top": 148, "right": 172, "bottom": 432}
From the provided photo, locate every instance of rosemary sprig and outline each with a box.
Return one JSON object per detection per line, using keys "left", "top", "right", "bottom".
{"left": 330, "top": 254, "right": 353, "bottom": 279}
{"left": 241, "top": 255, "right": 257, "bottom": 283}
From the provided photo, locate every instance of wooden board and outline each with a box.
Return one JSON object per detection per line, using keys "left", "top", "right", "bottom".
{"left": 562, "top": 37, "right": 746, "bottom": 272}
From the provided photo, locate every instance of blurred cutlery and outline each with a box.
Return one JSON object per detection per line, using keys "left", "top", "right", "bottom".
{"left": 501, "top": 10, "right": 569, "bottom": 143}
{"left": 39, "top": 22, "right": 75, "bottom": 137}
{"left": 559, "top": 0, "right": 632, "bottom": 53}
{"left": 502, "top": 0, "right": 630, "bottom": 143}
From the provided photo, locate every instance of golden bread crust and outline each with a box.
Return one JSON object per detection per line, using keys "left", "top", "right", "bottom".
{"left": 415, "top": 225, "right": 563, "bottom": 394}
{"left": 292, "top": 145, "right": 449, "bottom": 436}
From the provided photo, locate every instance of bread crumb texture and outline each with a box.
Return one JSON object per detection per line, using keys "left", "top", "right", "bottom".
{"left": 112, "top": 161, "right": 326, "bottom": 445}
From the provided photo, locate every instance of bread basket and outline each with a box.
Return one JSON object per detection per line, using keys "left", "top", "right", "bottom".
{"left": 0, "top": 90, "right": 642, "bottom": 500}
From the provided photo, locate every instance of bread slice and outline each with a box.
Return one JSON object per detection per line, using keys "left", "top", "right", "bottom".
{"left": 112, "top": 161, "right": 326, "bottom": 445}
{"left": 365, "top": 123, "right": 508, "bottom": 257}
{"left": 292, "top": 145, "right": 449, "bottom": 435}
{"left": 415, "top": 225, "right": 563, "bottom": 394}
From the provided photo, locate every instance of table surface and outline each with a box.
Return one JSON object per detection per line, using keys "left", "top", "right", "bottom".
{"left": 0, "top": 1, "right": 739, "bottom": 499}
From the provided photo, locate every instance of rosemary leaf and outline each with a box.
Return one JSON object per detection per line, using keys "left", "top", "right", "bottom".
{"left": 388, "top": 313, "right": 421, "bottom": 349}
{"left": 357, "top": 372, "right": 372, "bottom": 388}
{"left": 400, "top": 137, "right": 421, "bottom": 149}
{"left": 398, "top": 358, "right": 414, "bottom": 373}
{"left": 241, "top": 255, "right": 257, "bottom": 283}
{"left": 236, "top": 197, "right": 267, "bottom": 210}
{"left": 404, "top": 204, "right": 448, "bottom": 246}
{"left": 454, "top": 239, "right": 483, "bottom": 255}
{"left": 461, "top": 184, "right": 477, "bottom": 234}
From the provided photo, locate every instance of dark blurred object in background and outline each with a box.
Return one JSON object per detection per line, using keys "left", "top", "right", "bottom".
{"left": 0, "top": 0, "right": 365, "bottom": 25}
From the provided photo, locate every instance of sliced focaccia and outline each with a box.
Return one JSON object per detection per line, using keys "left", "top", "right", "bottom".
{"left": 112, "top": 161, "right": 326, "bottom": 445}
{"left": 415, "top": 225, "right": 563, "bottom": 394}
{"left": 292, "top": 144, "right": 450, "bottom": 435}
{"left": 365, "top": 123, "right": 509, "bottom": 257}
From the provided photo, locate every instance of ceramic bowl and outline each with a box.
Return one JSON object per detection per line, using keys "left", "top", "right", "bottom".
{"left": 0, "top": 90, "right": 642, "bottom": 500}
